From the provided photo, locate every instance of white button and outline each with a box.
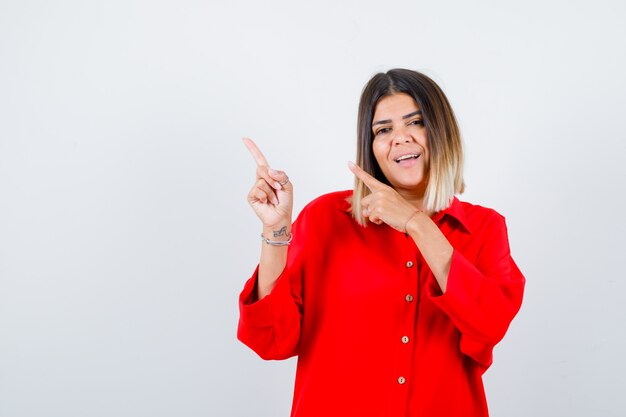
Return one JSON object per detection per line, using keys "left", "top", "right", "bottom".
{"left": 405, "top": 294, "right": 414, "bottom": 302}
{"left": 401, "top": 336, "right": 410, "bottom": 344}
{"left": 406, "top": 261, "right": 414, "bottom": 268}
{"left": 398, "top": 376, "right": 406, "bottom": 384}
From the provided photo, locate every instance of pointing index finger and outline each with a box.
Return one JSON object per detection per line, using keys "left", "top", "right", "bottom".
{"left": 348, "top": 161, "right": 386, "bottom": 191}
{"left": 243, "top": 137, "right": 270, "bottom": 167}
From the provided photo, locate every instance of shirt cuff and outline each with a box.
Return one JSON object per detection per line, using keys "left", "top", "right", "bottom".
{"left": 239, "top": 266, "right": 277, "bottom": 328}
{"left": 427, "top": 249, "right": 482, "bottom": 311}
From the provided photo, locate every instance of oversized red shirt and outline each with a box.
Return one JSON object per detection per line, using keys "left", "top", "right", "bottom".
{"left": 238, "top": 190, "right": 525, "bottom": 417}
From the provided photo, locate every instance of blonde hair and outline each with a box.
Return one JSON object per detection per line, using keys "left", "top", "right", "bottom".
{"left": 352, "top": 69, "right": 465, "bottom": 226}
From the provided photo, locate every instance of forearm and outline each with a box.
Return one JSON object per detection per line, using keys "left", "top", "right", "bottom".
{"left": 406, "top": 212, "right": 453, "bottom": 293}
{"left": 257, "top": 222, "right": 292, "bottom": 300}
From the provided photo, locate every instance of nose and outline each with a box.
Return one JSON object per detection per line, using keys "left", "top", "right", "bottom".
{"left": 393, "top": 131, "right": 411, "bottom": 145}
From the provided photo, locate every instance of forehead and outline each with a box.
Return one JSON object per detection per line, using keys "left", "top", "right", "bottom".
{"left": 373, "top": 93, "right": 419, "bottom": 120}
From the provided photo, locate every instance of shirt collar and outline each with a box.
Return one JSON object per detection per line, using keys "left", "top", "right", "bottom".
{"left": 342, "top": 191, "right": 471, "bottom": 234}
{"left": 431, "top": 196, "right": 472, "bottom": 234}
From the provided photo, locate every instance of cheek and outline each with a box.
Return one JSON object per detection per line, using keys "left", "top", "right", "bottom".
{"left": 419, "top": 136, "right": 430, "bottom": 162}
{"left": 420, "top": 131, "right": 429, "bottom": 149}
{"left": 372, "top": 141, "right": 386, "bottom": 165}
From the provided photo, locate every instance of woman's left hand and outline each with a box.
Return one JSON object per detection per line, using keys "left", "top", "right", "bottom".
{"left": 349, "top": 162, "right": 419, "bottom": 233}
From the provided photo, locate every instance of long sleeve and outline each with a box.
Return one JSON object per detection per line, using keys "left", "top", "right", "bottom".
{"left": 236, "top": 209, "right": 308, "bottom": 360}
{"left": 427, "top": 212, "right": 525, "bottom": 369}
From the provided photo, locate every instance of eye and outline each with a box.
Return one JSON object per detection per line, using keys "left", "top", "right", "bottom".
{"left": 409, "top": 119, "right": 424, "bottom": 126}
{"left": 374, "top": 127, "right": 391, "bottom": 136}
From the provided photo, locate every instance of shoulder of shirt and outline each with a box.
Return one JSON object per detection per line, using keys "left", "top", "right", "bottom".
{"left": 299, "top": 190, "right": 353, "bottom": 216}
{"left": 454, "top": 197, "right": 506, "bottom": 231}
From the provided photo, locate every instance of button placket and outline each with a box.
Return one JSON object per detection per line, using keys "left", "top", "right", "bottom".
{"left": 390, "top": 242, "right": 418, "bottom": 413}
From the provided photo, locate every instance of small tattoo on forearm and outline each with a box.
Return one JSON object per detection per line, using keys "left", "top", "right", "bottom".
{"left": 273, "top": 226, "right": 288, "bottom": 238}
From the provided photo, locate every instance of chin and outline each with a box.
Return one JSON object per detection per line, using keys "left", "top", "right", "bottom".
{"left": 391, "top": 178, "right": 427, "bottom": 190}
{"left": 392, "top": 172, "right": 425, "bottom": 185}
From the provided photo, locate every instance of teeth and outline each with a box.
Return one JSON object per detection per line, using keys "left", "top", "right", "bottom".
{"left": 395, "top": 154, "right": 419, "bottom": 162}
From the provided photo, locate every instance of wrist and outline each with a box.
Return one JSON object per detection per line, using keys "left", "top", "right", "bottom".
{"left": 404, "top": 210, "right": 426, "bottom": 235}
{"left": 262, "top": 223, "right": 292, "bottom": 241}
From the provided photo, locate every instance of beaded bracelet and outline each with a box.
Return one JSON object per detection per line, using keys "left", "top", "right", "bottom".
{"left": 260, "top": 233, "right": 293, "bottom": 246}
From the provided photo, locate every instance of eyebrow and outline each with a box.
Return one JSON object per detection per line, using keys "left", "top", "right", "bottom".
{"left": 372, "top": 111, "right": 422, "bottom": 126}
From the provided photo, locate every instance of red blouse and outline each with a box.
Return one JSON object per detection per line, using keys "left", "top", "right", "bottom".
{"left": 238, "top": 190, "right": 525, "bottom": 417}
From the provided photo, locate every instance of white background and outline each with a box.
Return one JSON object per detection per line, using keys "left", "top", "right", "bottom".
{"left": 1, "top": 1, "right": 625, "bottom": 416}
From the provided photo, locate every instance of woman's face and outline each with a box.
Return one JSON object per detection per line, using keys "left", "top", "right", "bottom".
{"left": 371, "top": 93, "right": 429, "bottom": 194}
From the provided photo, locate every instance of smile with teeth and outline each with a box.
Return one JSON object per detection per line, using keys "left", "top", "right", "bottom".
{"left": 395, "top": 153, "right": 420, "bottom": 163}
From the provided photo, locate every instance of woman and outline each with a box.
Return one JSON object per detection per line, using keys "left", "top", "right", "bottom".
{"left": 238, "top": 69, "right": 525, "bottom": 417}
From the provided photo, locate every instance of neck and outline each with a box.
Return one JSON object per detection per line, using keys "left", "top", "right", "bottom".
{"left": 396, "top": 189, "right": 428, "bottom": 213}
{"left": 399, "top": 191, "right": 424, "bottom": 207}
{"left": 394, "top": 183, "right": 438, "bottom": 216}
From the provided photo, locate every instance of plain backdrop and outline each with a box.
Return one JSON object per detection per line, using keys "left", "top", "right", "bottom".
{"left": 1, "top": 1, "right": 625, "bottom": 416}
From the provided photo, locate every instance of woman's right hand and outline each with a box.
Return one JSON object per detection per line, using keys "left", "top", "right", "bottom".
{"left": 243, "top": 137, "right": 293, "bottom": 229}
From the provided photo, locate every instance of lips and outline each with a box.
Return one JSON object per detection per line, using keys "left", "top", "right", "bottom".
{"left": 394, "top": 152, "right": 421, "bottom": 163}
